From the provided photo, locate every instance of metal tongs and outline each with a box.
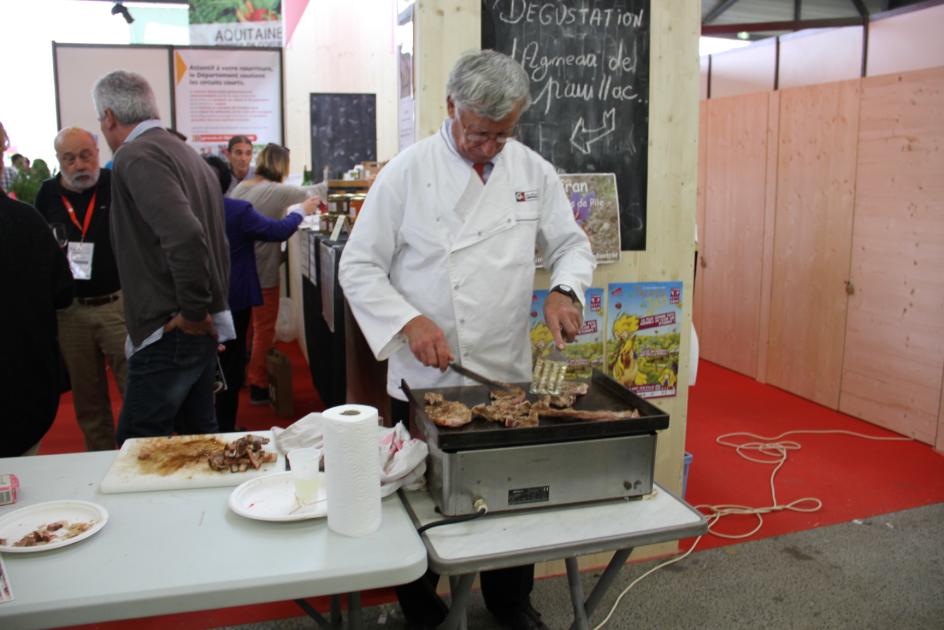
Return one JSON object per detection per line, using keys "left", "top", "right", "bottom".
{"left": 531, "top": 346, "right": 568, "bottom": 395}
{"left": 448, "top": 362, "right": 517, "bottom": 393}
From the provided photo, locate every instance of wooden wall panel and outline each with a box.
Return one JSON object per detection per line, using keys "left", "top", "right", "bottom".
{"left": 698, "top": 93, "right": 769, "bottom": 377}
{"left": 938, "top": 375, "right": 944, "bottom": 453}
{"left": 766, "top": 81, "right": 860, "bottom": 408}
{"left": 755, "top": 91, "right": 780, "bottom": 383}
{"left": 840, "top": 67, "right": 944, "bottom": 444}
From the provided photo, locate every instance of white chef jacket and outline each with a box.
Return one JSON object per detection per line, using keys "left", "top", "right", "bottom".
{"left": 339, "top": 121, "right": 595, "bottom": 400}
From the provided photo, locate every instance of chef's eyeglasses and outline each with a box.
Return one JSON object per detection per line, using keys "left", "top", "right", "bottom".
{"left": 455, "top": 112, "right": 516, "bottom": 147}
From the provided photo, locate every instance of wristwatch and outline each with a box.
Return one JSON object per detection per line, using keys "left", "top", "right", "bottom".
{"left": 551, "top": 284, "right": 579, "bottom": 304}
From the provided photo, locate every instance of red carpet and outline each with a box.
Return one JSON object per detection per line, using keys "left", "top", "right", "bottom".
{"left": 43, "top": 357, "right": 944, "bottom": 629}
{"left": 684, "top": 360, "right": 944, "bottom": 552}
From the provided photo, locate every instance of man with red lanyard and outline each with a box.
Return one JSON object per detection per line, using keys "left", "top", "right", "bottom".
{"left": 34, "top": 127, "right": 127, "bottom": 451}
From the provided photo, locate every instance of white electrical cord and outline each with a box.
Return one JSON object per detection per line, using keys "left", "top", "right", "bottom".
{"left": 592, "top": 429, "right": 912, "bottom": 629}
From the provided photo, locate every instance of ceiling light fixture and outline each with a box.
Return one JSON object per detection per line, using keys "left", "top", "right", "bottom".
{"left": 112, "top": 1, "right": 134, "bottom": 24}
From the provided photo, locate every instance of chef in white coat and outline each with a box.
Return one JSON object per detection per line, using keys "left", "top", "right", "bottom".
{"left": 340, "top": 50, "right": 594, "bottom": 630}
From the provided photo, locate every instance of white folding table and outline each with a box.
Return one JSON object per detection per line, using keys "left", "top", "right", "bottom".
{"left": 0, "top": 451, "right": 427, "bottom": 629}
{"left": 400, "top": 484, "right": 707, "bottom": 630}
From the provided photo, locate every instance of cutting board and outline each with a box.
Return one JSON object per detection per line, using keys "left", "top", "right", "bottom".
{"left": 99, "top": 431, "right": 285, "bottom": 494}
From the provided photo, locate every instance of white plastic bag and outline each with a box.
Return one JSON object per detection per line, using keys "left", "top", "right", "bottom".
{"left": 272, "top": 413, "right": 428, "bottom": 497}
{"left": 275, "top": 296, "right": 296, "bottom": 342}
{"left": 378, "top": 423, "right": 428, "bottom": 496}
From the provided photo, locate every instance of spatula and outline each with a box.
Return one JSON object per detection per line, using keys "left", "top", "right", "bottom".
{"left": 531, "top": 346, "right": 568, "bottom": 395}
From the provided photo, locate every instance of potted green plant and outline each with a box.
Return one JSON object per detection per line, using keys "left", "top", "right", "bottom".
{"left": 9, "top": 159, "right": 52, "bottom": 205}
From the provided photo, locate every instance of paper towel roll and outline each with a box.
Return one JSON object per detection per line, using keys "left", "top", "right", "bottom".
{"left": 322, "top": 404, "right": 382, "bottom": 536}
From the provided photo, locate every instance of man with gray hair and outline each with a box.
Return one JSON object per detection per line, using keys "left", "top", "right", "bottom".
{"left": 93, "top": 70, "right": 232, "bottom": 444}
{"left": 34, "top": 127, "right": 128, "bottom": 450}
{"left": 340, "top": 49, "right": 594, "bottom": 630}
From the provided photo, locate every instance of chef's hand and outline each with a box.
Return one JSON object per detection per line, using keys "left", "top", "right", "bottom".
{"left": 544, "top": 292, "right": 583, "bottom": 349}
{"left": 402, "top": 315, "right": 454, "bottom": 371}
{"left": 164, "top": 313, "right": 218, "bottom": 339}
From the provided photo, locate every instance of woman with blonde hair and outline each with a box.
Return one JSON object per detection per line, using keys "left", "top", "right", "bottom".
{"left": 230, "top": 143, "right": 324, "bottom": 405}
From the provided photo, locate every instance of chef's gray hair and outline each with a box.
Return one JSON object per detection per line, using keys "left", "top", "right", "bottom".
{"left": 447, "top": 50, "right": 531, "bottom": 120}
{"left": 92, "top": 70, "right": 161, "bottom": 125}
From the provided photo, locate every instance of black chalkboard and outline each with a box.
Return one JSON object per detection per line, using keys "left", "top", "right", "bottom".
{"left": 482, "top": 0, "right": 650, "bottom": 251}
{"left": 310, "top": 93, "right": 377, "bottom": 181}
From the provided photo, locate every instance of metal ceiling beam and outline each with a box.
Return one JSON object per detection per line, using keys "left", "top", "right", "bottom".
{"left": 701, "top": 16, "right": 865, "bottom": 35}
{"left": 849, "top": 0, "right": 870, "bottom": 16}
{"left": 703, "top": 0, "right": 743, "bottom": 24}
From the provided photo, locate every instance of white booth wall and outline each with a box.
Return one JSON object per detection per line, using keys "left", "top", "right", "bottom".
{"left": 282, "top": 0, "right": 400, "bottom": 171}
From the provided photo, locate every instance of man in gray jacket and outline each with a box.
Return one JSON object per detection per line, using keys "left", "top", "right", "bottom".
{"left": 93, "top": 70, "right": 232, "bottom": 444}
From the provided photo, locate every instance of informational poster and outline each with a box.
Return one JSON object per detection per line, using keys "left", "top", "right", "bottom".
{"left": 605, "top": 281, "right": 683, "bottom": 398}
{"left": 560, "top": 173, "right": 621, "bottom": 264}
{"left": 189, "top": 0, "right": 283, "bottom": 47}
{"left": 529, "top": 288, "right": 605, "bottom": 380}
{"left": 173, "top": 48, "right": 282, "bottom": 156}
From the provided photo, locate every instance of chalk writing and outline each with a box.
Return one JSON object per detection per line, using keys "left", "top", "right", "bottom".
{"left": 484, "top": 0, "right": 650, "bottom": 250}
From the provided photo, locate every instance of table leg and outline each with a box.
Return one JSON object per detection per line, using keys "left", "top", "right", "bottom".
{"left": 294, "top": 598, "right": 336, "bottom": 628}
{"left": 332, "top": 594, "right": 343, "bottom": 625}
{"left": 568, "top": 547, "right": 634, "bottom": 630}
{"left": 347, "top": 592, "right": 363, "bottom": 630}
{"left": 440, "top": 573, "right": 476, "bottom": 630}
{"left": 565, "top": 557, "right": 590, "bottom": 630}
{"left": 448, "top": 576, "right": 469, "bottom": 630}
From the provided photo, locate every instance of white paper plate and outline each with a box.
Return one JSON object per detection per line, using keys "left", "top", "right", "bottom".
{"left": 0, "top": 500, "right": 108, "bottom": 553}
{"left": 229, "top": 471, "right": 327, "bottom": 522}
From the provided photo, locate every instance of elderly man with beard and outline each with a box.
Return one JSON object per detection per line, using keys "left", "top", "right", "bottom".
{"left": 35, "top": 127, "right": 127, "bottom": 451}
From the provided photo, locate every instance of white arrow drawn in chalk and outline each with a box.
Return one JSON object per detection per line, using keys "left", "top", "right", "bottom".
{"left": 570, "top": 108, "right": 616, "bottom": 155}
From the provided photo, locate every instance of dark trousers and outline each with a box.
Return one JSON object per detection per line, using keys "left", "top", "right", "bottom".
{"left": 117, "top": 329, "right": 219, "bottom": 445}
{"left": 215, "top": 308, "right": 251, "bottom": 432}
{"left": 390, "top": 399, "right": 534, "bottom": 624}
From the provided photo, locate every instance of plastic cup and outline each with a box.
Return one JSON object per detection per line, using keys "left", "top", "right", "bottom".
{"left": 287, "top": 448, "right": 321, "bottom": 504}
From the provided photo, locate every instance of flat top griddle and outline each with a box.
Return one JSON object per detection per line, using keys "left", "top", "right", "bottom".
{"left": 403, "top": 370, "right": 669, "bottom": 452}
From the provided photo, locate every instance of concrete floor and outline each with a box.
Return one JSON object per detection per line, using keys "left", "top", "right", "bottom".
{"left": 220, "top": 502, "right": 944, "bottom": 630}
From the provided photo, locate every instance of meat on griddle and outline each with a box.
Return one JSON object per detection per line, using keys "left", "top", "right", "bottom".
{"left": 424, "top": 392, "right": 473, "bottom": 428}
{"left": 470, "top": 380, "right": 638, "bottom": 425}
{"left": 472, "top": 387, "right": 537, "bottom": 428}
{"left": 208, "top": 434, "right": 278, "bottom": 472}
{"left": 534, "top": 407, "right": 641, "bottom": 421}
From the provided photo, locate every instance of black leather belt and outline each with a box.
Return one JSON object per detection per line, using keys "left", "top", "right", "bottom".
{"left": 76, "top": 293, "right": 120, "bottom": 307}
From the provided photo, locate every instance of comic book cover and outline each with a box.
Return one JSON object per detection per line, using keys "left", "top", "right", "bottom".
{"left": 529, "top": 288, "right": 604, "bottom": 380}
{"left": 605, "top": 281, "right": 683, "bottom": 398}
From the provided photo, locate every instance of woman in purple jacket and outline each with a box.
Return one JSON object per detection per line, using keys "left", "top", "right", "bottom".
{"left": 204, "top": 156, "right": 319, "bottom": 430}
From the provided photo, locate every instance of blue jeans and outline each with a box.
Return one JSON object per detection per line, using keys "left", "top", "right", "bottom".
{"left": 116, "top": 329, "right": 219, "bottom": 445}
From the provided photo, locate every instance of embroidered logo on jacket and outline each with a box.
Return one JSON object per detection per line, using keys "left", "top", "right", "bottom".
{"left": 515, "top": 190, "right": 539, "bottom": 202}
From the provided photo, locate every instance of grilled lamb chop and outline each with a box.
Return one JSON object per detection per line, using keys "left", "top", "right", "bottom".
{"left": 424, "top": 392, "right": 473, "bottom": 428}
